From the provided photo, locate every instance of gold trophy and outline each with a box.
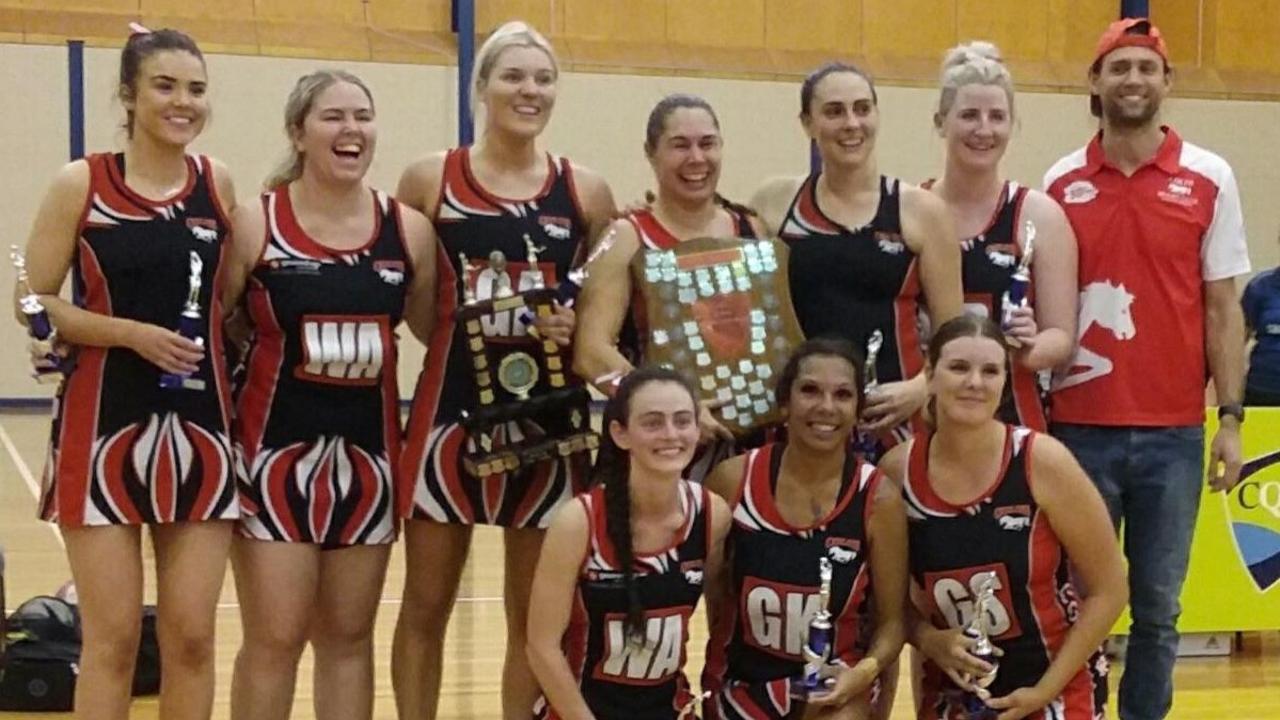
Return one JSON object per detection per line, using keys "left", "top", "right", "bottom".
{"left": 454, "top": 244, "right": 596, "bottom": 477}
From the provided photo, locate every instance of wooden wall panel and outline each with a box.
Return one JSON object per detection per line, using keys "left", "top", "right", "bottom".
{"left": 365, "top": 0, "right": 451, "bottom": 33}
{"left": 24, "top": 0, "right": 136, "bottom": 10}
{"left": 763, "top": 0, "right": 861, "bottom": 74}
{"left": 140, "top": 0, "right": 254, "bottom": 17}
{"left": 862, "top": 0, "right": 955, "bottom": 60}
{"left": 955, "top": 0, "right": 1048, "bottom": 62}
{"left": 665, "top": 0, "right": 770, "bottom": 75}
{"left": 561, "top": 0, "right": 669, "bottom": 71}
{"left": 1151, "top": 1, "right": 1204, "bottom": 67}
{"left": 666, "top": 0, "right": 765, "bottom": 48}
{"left": 476, "top": 0, "right": 558, "bottom": 36}
{"left": 4, "top": 0, "right": 1280, "bottom": 98}
{"left": 764, "top": 0, "right": 860, "bottom": 53}
{"left": 563, "top": 0, "right": 665, "bottom": 43}
{"left": 1046, "top": 0, "right": 1115, "bottom": 65}
{"left": 253, "top": 0, "right": 361, "bottom": 24}
{"left": 1216, "top": 0, "right": 1280, "bottom": 73}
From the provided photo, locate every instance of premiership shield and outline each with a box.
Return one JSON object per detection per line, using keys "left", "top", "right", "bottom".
{"left": 632, "top": 237, "right": 805, "bottom": 435}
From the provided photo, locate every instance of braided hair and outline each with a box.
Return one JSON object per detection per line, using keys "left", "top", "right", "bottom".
{"left": 591, "top": 365, "right": 699, "bottom": 643}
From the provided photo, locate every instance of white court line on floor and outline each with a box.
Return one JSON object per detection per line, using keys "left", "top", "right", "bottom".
{"left": 1, "top": 420, "right": 502, "bottom": 607}
{"left": 0, "top": 421, "right": 63, "bottom": 548}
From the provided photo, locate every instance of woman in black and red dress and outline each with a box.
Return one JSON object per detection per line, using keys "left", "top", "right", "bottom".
{"left": 19, "top": 28, "right": 238, "bottom": 719}
{"left": 392, "top": 21, "right": 616, "bottom": 720}
{"left": 225, "top": 70, "right": 437, "bottom": 720}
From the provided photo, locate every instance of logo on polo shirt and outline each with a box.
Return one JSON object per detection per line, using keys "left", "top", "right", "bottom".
{"left": 1158, "top": 177, "right": 1198, "bottom": 207}
{"left": 1053, "top": 280, "right": 1136, "bottom": 391}
{"left": 1063, "top": 180, "right": 1098, "bottom": 205}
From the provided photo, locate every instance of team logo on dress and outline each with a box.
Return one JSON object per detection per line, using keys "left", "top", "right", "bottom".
{"left": 1062, "top": 180, "right": 1098, "bottom": 205}
{"left": 296, "top": 315, "right": 389, "bottom": 386}
{"left": 539, "top": 215, "right": 573, "bottom": 241}
{"left": 1053, "top": 280, "right": 1136, "bottom": 391}
{"left": 985, "top": 242, "right": 1018, "bottom": 268}
{"left": 374, "top": 259, "right": 405, "bottom": 286}
{"left": 874, "top": 230, "right": 906, "bottom": 255}
{"left": 680, "top": 560, "right": 704, "bottom": 586}
{"left": 825, "top": 536, "right": 861, "bottom": 564}
{"left": 1226, "top": 448, "right": 1280, "bottom": 592}
{"left": 186, "top": 217, "right": 218, "bottom": 242}
{"left": 994, "top": 504, "right": 1032, "bottom": 531}
{"left": 1158, "top": 177, "right": 1198, "bottom": 207}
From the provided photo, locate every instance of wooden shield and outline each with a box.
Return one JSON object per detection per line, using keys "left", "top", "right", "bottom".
{"left": 631, "top": 237, "right": 805, "bottom": 435}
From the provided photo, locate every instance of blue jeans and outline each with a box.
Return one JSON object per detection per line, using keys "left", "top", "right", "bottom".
{"left": 1051, "top": 423, "right": 1204, "bottom": 720}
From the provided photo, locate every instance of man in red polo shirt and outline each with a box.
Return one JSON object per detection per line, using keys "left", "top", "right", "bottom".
{"left": 1044, "top": 18, "right": 1249, "bottom": 720}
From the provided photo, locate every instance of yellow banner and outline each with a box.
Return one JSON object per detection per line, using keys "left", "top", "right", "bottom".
{"left": 1114, "top": 409, "right": 1280, "bottom": 632}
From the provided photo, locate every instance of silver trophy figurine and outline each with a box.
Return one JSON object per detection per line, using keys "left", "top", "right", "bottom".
{"left": 1000, "top": 220, "right": 1036, "bottom": 347}
{"left": 791, "top": 557, "right": 839, "bottom": 699}
{"left": 517, "top": 226, "right": 620, "bottom": 328}
{"left": 853, "top": 330, "right": 883, "bottom": 461}
{"left": 960, "top": 571, "right": 1001, "bottom": 718}
{"left": 10, "top": 245, "right": 69, "bottom": 383}
{"left": 488, "top": 250, "right": 514, "bottom": 298}
{"left": 523, "top": 233, "right": 546, "bottom": 290}
{"left": 459, "top": 252, "right": 477, "bottom": 305}
{"left": 158, "top": 251, "right": 206, "bottom": 390}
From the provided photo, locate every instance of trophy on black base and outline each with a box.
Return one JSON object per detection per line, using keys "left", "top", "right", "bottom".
{"left": 790, "top": 557, "right": 839, "bottom": 699}
{"left": 10, "top": 245, "right": 70, "bottom": 383}
{"left": 852, "top": 329, "right": 883, "bottom": 461}
{"left": 158, "top": 251, "right": 207, "bottom": 391}
{"left": 455, "top": 242, "right": 597, "bottom": 478}
{"left": 1000, "top": 220, "right": 1036, "bottom": 347}
{"left": 960, "top": 571, "right": 1001, "bottom": 719}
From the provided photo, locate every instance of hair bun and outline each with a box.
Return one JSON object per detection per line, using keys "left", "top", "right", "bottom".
{"left": 941, "top": 41, "right": 1004, "bottom": 74}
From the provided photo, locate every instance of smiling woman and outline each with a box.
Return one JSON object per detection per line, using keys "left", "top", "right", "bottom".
{"left": 221, "top": 68, "right": 439, "bottom": 720}
{"left": 749, "top": 63, "right": 963, "bottom": 465}
{"left": 14, "top": 26, "right": 243, "bottom": 720}
{"left": 389, "top": 20, "right": 618, "bottom": 720}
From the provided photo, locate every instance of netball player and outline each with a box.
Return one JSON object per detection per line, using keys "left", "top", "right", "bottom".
{"left": 751, "top": 63, "right": 963, "bottom": 454}
{"left": 924, "top": 42, "right": 1077, "bottom": 431}
{"left": 392, "top": 21, "right": 617, "bottom": 720}
{"left": 221, "top": 71, "right": 436, "bottom": 720}
{"left": 574, "top": 93, "right": 767, "bottom": 471}
{"left": 527, "top": 367, "right": 731, "bottom": 719}
{"left": 878, "top": 315, "right": 1126, "bottom": 719}
{"left": 17, "top": 28, "right": 237, "bottom": 720}
{"left": 702, "top": 338, "right": 909, "bottom": 720}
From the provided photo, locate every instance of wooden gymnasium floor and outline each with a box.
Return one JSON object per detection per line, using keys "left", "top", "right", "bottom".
{"left": 0, "top": 410, "right": 1276, "bottom": 719}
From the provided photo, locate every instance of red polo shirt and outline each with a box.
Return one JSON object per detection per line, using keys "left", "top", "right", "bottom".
{"left": 1044, "top": 127, "right": 1250, "bottom": 426}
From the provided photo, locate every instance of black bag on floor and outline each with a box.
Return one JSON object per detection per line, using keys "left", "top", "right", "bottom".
{"left": 0, "top": 595, "right": 163, "bottom": 710}
{"left": 0, "top": 596, "right": 80, "bottom": 711}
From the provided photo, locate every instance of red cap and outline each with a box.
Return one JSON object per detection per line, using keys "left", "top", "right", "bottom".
{"left": 1093, "top": 17, "right": 1168, "bottom": 66}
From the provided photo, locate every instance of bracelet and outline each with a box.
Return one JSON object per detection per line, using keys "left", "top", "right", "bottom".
{"left": 592, "top": 369, "right": 627, "bottom": 396}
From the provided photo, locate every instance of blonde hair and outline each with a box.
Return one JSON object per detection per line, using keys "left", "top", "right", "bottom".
{"left": 263, "top": 69, "right": 375, "bottom": 190}
{"left": 936, "top": 41, "right": 1013, "bottom": 122}
{"left": 470, "top": 21, "right": 558, "bottom": 118}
